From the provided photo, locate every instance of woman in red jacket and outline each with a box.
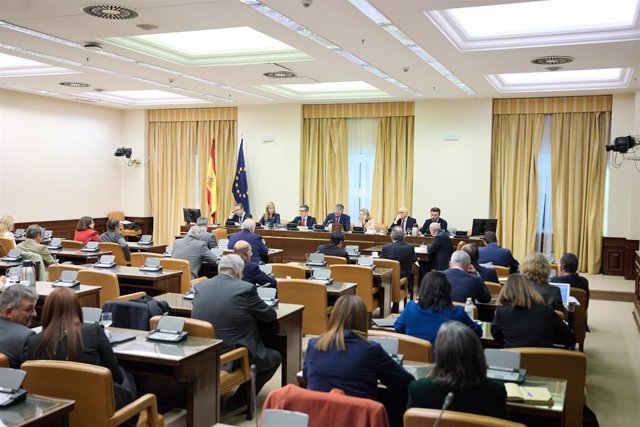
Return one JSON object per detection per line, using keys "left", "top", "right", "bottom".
{"left": 74, "top": 216, "right": 99, "bottom": 243}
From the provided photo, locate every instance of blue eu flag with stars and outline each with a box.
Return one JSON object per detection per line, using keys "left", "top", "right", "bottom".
{"left": 233, "top": 139, "right": 250, "bottom": 214}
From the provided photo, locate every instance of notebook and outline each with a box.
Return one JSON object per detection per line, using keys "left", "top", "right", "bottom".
{"left": 94, "top": 255, "right": 116, "bottom": 268}
{"left": 504, "top": 383, "right": 553, "bottom": 405}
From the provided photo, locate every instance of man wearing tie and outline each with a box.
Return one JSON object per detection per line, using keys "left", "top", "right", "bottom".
{"left": 291, "top": 205, "right": 316, "bottom": 229}
{"left": 390, "top": 207, "right": 418, "bottom": 234}
{"left": 228, "top": 203, "right": 252, "bottom": 225}
{"left": 323, "top": 204, "right": 351, "bottom": 230}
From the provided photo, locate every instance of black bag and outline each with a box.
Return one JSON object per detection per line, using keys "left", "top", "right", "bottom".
{"left": 131, "top": 295, "right": 169, "bottom": 316}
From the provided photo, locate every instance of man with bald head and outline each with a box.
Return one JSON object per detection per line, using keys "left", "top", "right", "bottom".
{"left": 390, "top": 207, "right": 418, "bottom": 234}
{"left": 228, "top": 219, "right": 269, "bottom": 263}
{"left": 234, "top": 240, "right": 277, "bottom": 287}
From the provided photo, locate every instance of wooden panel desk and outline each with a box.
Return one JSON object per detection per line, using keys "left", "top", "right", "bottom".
{"left": 154, "top": 294, "right": 304, "bottom": 386}
{"left": 110, "top": 327, "right": 222, "bottom": 427}
{"left": 49, "top": 249, "right": 112, "bottom": 265}
{"left": 78, "top": 265, "right": 183, "bottom": 295}
{"left": 128, "top": 242, "right": 167, "bottom": 254}
{"left": 0, "top": 394, "right": 74, "bottom": 427}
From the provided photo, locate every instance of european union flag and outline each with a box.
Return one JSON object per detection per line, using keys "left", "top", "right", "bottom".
{"left": 233, "top": 139, "right": 250, "bottom": 214}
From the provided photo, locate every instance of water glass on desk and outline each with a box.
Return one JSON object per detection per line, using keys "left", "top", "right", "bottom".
{"left": 100, "top": 312, "right": 113, "bottom": 336}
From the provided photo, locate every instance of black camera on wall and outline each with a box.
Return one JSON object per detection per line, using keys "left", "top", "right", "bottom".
{"left": 606, "top": 136, "right": 637, "bottom": 154}
{"left": 114, "top": 147, "right": 133, "bottom": 158}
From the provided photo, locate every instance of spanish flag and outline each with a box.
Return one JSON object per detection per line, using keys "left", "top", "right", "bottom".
{"left": 206, "top": 139, "right": 217, "bottom": 221}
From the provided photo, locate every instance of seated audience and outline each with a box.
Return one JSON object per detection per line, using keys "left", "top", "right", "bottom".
{"left": 0, "top": 285, "right": 37, "bottom": 368}
{"left": 444, "top": 251, "right": 491, "bottom": 303}
{"left": 17, "top": 225, "right": 56, "bottom": 267}
{"left": 395, "top": 272, "right": 481, "bottom": 346}
{"left": 234, "top": 240, "right": 277, "bottom": 287}
{"left": 407, "top": 321, "right": 508, "bottom": 420}
{"left": 521, "top": 252, "right": 566, "bottom": 317}
{"left": 304, "top": 295, "right": 414, "bottom": 427}
{"left": 381, "top": 226, "right": 417, "bottom": 281}
{"left": 291, "top": 204, "right": 316, "bottom": 229}
{"left": 478, "top": 231, "right": 519, "bottom": 273}
{"left": 390, "top": 207, "right": 417, "bottom": 234}
{"left": 323, "top": 204, "right": 351, "bottom": 230}
{"left": 462, "top": 243, "right": 499, "bottom": 283}
{"left": 552, "top": 252, "right": 590, "bottom": 308}
{"left": 26, "top": 288, "right": 136, "bottom": 410}
{"left": 354, "top": 208, "right": 376, "bottom": 232}
{"left": 0, "top": 215, "right": 15, "bottom": 243}
{"left": 228, "top": 203, "right": 251, "bottom": 225}
{"left": 259, "top": 202, "right": 281, "bottom": 227}
{"left": 172, "top": 226, "right": 218, "bottom": 279}
{"left": 192, "top": 255, "right": 280, "bottom": 411}
{"left": 228, "top": 219, "right": 269, "bottom": 263}
{"left": 99, "top": 219, "right": 131, "bottom": 262}
{"left": 316, "top": 231, "right": 349, "bottom": 260}
{"left": 491, "top": 274, "right": 575, "bottom": 349}
{"left": 195, "top": 216, "right": 217, "bottom": 249}
{"left": 74, "top": 216, "right": 99, "bottom": 244}
{"left": 419, "top": 207, "right": 448, "bottom": 235}
{"left": 425, "top": 223, "right": 454, "bottom": 271}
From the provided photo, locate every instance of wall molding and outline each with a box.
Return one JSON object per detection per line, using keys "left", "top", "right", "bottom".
{"left": 14, "top": 217, "right": 153, "bottom": 240}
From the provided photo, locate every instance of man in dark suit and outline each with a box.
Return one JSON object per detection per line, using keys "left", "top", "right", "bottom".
{"left": 228, "top": 203, "right": 252, "bottom": 225}
{"left": 478, "top": 231, "right": 519, "bottom": 273}
{"left": 552, "top": 252, "right": 590, "bottom": 308}
{"left": 316, "top": 231, "right": 349, "bottom": 260}
{"left": 389, "top": 207, "right": 418, "bottom": 234}
{"left": 290, "top": 204, "right": 316, "bottom": 229}
{"left": 426, "top": 223, "right": 454, "bottom": 271}
{"left": 196, "top": 216, "right": 217, "bottom": 249}
{"left": 172, "top": 226, "right": 218, "bottom": 278}
{"left": 462, "top": 243, "right": 499, "bottom": 283}
{"left": 228, "top": 219, "right": 269, "bottom": 263}
{"left": 234, "top": 240, "right": 277, "bottom": 287}
{"left": 419, "top": 207, "right": 448, "bottom": 235}
{"left": 322, "top": 204, "right": 351, "bottom": 230}
{"left": 0, "top": 285, "right": 37, "bottom": 368}
{"left": 381, "top": 226, "right": 417, "bottom": 281}
{"left": 444, "top": 251, "right": 491, "bottom": 303}
{"left": 191, "top": 255, "right": 280, "bottom": 411}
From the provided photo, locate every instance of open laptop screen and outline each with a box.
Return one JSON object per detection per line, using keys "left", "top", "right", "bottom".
{"left": 550, "top": 282, "right": 570, "bottom": 305}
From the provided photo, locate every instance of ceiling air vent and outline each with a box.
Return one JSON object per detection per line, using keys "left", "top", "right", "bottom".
{"left": 263, "top": 71, "right": 298, "bottom": 79}
{"left": 531, "top": 56, "right": 574, "bottom": 66}
{"left": 82, "top": 5, "right": 139, "bottom": 20}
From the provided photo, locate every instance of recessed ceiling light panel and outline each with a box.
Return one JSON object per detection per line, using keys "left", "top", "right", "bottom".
{"left": 263, "top": 71, "right": 297, "bottom": 78}
{"left": 82, "top": 5, "right": 139, "bottom": 20}
{"left": 486, "top": 67, "right": 634, "bottom": 92}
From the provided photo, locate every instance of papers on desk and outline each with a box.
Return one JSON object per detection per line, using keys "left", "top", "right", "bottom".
{"left": 414, "top": 246, "right": 428, "bottom": 254}
{"left": 505, "top": 383, "right": 553, "bottom": 405}
{"left": 372, "top": 317, "right": 396, "bottom": 328}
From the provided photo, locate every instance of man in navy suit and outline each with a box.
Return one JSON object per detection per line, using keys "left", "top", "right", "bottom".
{"left": 290, "top": 204, "right": 316, "bottom": 229}
{"left": 228, "top": 203, "right": 252, "bottom": 225}
{"left": 381, "top": 226, "right": 417, "bottom": 280}
{"left": 323, "top": 204, "right": 350, "bottom": 230}
{"left": 478, "top": 231, "right": 519, "bottom": 273}
{"left": 444, "top": 251, "right": 491, "bottom": 303}
{"left": 234, "top": 240, "right": 277, "bottom": 287}
{"left": 316, "top": 231, "right": 349, "bottom": 260}
{"left": 389, "top": 207, "right": 418, "bottom": 234}
{"left": 228, "top": 219, "right": 269, "bottom": 264}
{"left": 426, "top": 223, "right": 454, "bottom": 271}
{"left": 462, "top": 243, "right": 499, "bottom": 284}
{"left": 419, "top": 207, "right": 448, "bottom": 235}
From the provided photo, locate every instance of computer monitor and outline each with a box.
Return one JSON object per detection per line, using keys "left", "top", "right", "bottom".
{"left": 183, "top": 208, "right": 201, "bottom": 225}
{"left": 471, "top": 218, "right": 498, "bottom": 236}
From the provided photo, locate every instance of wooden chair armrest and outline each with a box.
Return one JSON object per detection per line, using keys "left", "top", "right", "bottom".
{"left": 220, "top": 347, "right": 251, "bottom": 379}
{"left": 399, "top": 277, "right": 408, "bottom": 286}
{"left": 110, "top": 393, "right": 160, "bottom": 427}
{"left": 117, "top": 292, "right": 146, "bottom": 301}
{"left": 190, "top": 277, "right": 207, "bottom": 286}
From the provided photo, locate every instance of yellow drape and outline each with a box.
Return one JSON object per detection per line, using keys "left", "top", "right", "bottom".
{"left": 551, "top": 112, "right": 609, "bottom": 273}
{"left": 301, "top": 118, "right": 348, "bottom": 221}
{"left": 490, "top": 113, "right": 545, "bottom": 262}
{"left": 370, "top": 116, "right": 415, "bottom": 226}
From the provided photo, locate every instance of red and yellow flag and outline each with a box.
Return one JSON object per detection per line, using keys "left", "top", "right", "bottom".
{"left": 206, "top": 139, "right": 217, "bottom": 221}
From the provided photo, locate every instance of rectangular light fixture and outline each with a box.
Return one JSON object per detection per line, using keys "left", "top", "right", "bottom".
{"left": 486, "top": 68, "right": 634, "bottom": 92}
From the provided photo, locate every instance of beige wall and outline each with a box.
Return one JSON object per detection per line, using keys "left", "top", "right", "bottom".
{"left": 119, "top": 109, "right": 151, "bottom": 217}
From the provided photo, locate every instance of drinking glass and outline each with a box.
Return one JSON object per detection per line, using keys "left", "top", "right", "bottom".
{"left": 100, "top": 312, "right": 113, "bottom": 335}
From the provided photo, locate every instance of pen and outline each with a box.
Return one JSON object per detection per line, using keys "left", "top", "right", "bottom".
{"left": 521, "top": 387, "right": 534, "bottom": 398}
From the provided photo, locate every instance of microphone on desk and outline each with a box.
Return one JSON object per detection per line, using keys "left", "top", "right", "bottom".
{"left": 433, "top": 392, "right": 454, "bottom": 427}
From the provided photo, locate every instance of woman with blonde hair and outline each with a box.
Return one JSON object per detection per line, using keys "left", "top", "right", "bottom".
{"left": 354, "top": 208, "right": 376, "bottom": 232}
{"left": 491, "top": 273, "right": 575, "bottom": 348}
{"left": 520, "top": 252, "right": 565, "bottom": 315}
{"left": 303, "top": 295, "right": 413, "bottom": 427}
{"left": 0, "top": 215, "right": 15, "bottom": 242}
{"left": 259, "top": 202, "right": 280, "bottom": 227}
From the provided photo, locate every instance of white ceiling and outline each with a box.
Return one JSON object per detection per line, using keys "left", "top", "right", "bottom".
{"left": 1, "top": 0, "right": 638, "bottom": 108}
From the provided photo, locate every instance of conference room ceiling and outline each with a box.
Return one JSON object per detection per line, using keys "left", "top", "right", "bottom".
{"left": 0, "top": 0, "right": 638, "bottom": 108}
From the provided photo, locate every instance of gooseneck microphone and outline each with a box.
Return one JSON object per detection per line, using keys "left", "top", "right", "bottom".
{"left": 433, "top": 392, "right": 455, "bottom": 427}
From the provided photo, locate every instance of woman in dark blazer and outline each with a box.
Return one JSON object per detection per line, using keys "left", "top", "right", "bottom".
{"left": 408, "top": 321, "right": 508, "bottom": 419}
{"left": 521, "top": 252, "right": 567, "bottom": 317}
{"left": 491, "top": 274, "right": 575, "bottom": 349}
{"left": 394, "top": 271, "right": 481, "bottom": 347}
{"left": 259, "top": 201, "right": 281, "bottom": 227}
{"left": 303, "top": 295, "right": 414, "bottom": 427}
{"left": 26, "top": 288, "right": 135, "bottom": 410}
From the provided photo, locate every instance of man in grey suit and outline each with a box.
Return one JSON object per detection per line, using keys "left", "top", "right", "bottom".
{"left": 192, "top": 255, "right": 280, "bottom": 411}
{"left": 195, "top": 216, "right": 217, "bottom": 249}
{"left": 0, "top": 284, "right": 37, "bottom": 368}
{"left": 171, "top": 226, "right": 218, "bottom": 279}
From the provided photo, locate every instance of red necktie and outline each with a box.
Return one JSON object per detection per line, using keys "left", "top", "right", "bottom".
{"left": 301, "top": 218, "right": 306, "bottom": 227}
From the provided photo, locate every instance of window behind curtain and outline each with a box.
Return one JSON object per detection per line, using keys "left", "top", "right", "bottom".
{"left": 346, "top": 118, "right": 377, "bottom": 220}
{"left": 535, "top": 115, "right": 553, "bottom": 258}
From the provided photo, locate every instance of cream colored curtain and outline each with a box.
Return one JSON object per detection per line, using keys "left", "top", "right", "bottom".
{"left": 551, "top": 112, "right": 609, "bottom": 273}
{"left": 491, "top": 113, "right": 545, "bottom": 262}
{"left": 370, "top": 116, "right": 415, "bottom": 226}
{"left": 301, "top": 118, "right": 348, "bottom": 221}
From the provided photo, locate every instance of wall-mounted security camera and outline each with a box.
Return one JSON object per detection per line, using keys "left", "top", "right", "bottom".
{"left": 301, "top": 0, "right": 313, "bottom": 8}
{"left": 114, "top": 147, "right": 133, "bottom": 158}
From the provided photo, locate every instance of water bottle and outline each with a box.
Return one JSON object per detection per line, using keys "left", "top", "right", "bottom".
{"left": 464, "top": 297, "right": 475, "bottom": 320}
{"left": 411, "top": 225, "right": 419, "bottom": 237}
{"left": 21, "top": 260, "right": 36, "bottom": 286}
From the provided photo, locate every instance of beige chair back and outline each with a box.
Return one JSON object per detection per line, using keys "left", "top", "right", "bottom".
{"left": 456, "top": 240, "right": 466, "bottom": 251}
{"left": 130, "top": 252, "right": 163, "bottom": 267}
{"left": 0, "top": 353, "right": 8, "bottom": 367}
{"left": 0, "top": 237, "right": 15, "bottom": 257}
{"left": 270, "top": 263, "right": 306, "bottom": 279}
{"left": 368, "top": 329, "right": 432, "bottom": 362}
{"left": 97, "top": 242, "right": 128, "bottom": 266}
{"left": 404, "top": 408, "right": 525, "bottom": 427}
{"left": 373, "top": 258, "right": 405, "bottom": 304}
{"left": 77, "top": 270, "right": 120, "bottom": 307}
{"left": 330, "top": 265, "right": 378, "bottom": 314}
{"left": 484, "top": 281, "right": 502, "bottom": 295}
{"left": 160, "top": 258, "right": 192, "bottom": 293}
{"left": 48, "top": 264, "right": 85, "bottom": 282}
{"left": 569, "top": 288, "right": 587, "bottom": 351}
{"left": 494, "top": 266, "right": 509, "bottom": 278}
{"left": 150, "top": 315, "right": 214, "bottom": 337}
{"left": 374, "top": 223, "right": 388, "bottom": 233}
{"left": 212, "top": 228, "right": 228, "bottom": 241}
{"left": 278, "top": 279, "right": 330, "bottom": 335}
{"left": 507, "top": 348, "right": 586, "bottom": 427}
{"left": 324, "top": 255, "right": 347, "bottom": 266}
{"left": 61, "top": 240, "right": 84, "bottom": 250}
{"left": 107, "top": 211, "right": 126, "bottom": 221}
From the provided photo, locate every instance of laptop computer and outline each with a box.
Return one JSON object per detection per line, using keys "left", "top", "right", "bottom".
{"left": 138, "top": 235, "right": 153, "bottom": 245}
{"left": 94, "top": 255, "right": 116, "bottom": 268}
{"left": 52, "top": 270, "right": 80, "bottom": 288}
{"left": 81, "top": 241, "right": 100, "bottom": 252}
{"left": 147, "top": 316, "right": 188, "bottom": 342}
{"left": 550, "top": 282, "right": 571, "bottom": 305}
{"left": 47, "top": 238, "right": 62, "bottom": 250}
{"left": 307, "top": 253, "right": 326, "bottom": 267}
{"left": 140, "top": 257, "right": 162, "bottom": 272}
{"left": 310, "top": 268, "right": 333, "bottom": 285}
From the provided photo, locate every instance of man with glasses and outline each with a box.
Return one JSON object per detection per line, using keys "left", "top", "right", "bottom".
{"left": 291, "top": 204, "right": 316, "bottom": 229}
{"left": 322, "top": 203, "right": 351, "bottom": 230}
{"left": 228, "top": 203, "right": 252, "bottom": 226}
{"left": 0, "top": 284, "right": 37, "bottom": 368}
{"left": 390, "top": 207, "right": 418, "bottom": 234}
